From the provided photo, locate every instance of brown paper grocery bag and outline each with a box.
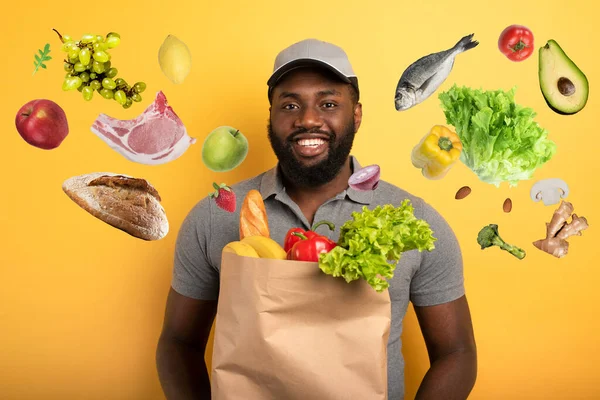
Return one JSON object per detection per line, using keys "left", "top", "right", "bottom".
{"left": 211, "top": 251, "right": 391, "bottom": 400}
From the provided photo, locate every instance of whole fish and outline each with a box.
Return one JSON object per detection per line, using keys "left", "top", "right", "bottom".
{"left": 394, "top": 34, "right": 479, "bottom": 111}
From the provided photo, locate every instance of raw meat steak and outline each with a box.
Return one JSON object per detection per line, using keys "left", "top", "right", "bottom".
{"left": 90, "top": 91, "right": 196, "bottom": 165}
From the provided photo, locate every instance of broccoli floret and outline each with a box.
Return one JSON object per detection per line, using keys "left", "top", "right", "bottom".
{"left": 477, "top": 224, "right": 526, "bottom": 260}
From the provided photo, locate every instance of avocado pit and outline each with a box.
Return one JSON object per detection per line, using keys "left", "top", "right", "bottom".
{"left": 557, "top": 77, "right": 575, "bottom": 96}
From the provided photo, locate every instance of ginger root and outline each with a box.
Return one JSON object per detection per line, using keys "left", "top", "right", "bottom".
{"left": 533, "top": 201, "right": 589, "bottom": 258}
{"left": 546, "top": 200, "right": 574, "bottom": 238}
{"left": 556, "top": 213, "right": 589, "bottom": 240}
{"left": 533, "top": 237, "right": 569, "bottom": 258}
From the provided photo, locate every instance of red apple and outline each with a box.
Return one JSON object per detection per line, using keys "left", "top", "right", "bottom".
{"left": 15, "top": 99, "right": 69, "bottom": 150}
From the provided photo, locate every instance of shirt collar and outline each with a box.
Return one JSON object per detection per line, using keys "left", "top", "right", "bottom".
{"left": 259, "top": 155, "right": 374, "bottom": 205}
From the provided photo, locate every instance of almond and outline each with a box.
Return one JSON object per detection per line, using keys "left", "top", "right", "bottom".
{"left": 455, "top": 186, "right": 471, "bottom": 200}
{"left": 503, "top": 198, "right": 512, "bottom": 213}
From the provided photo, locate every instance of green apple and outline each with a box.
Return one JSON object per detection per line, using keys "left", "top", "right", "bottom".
{"left": 201, "top": 126, "right": 249, "bottom": 172}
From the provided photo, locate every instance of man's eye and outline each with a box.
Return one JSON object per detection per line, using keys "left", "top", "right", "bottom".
{"left": 283, "top": 104, "right": 298, "bottom": 110}
{"left": 323, "top": 102, "right": 336, "bottom": 108}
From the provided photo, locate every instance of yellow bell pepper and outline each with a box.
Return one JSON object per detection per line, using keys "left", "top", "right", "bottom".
{"left": 411, "top": 125, "right": 463, "bottom": 180}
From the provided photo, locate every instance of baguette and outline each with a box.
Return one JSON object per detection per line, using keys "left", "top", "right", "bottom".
{"left": 239, "top": 189, "right": 270, "bottom": 240}
{"left": 62, "top": 172, "right": 169, "bottom": 241}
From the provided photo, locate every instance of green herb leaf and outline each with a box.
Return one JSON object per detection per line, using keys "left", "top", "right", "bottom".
{"left": 32, "top": 43, "right": 52, "bottom": 76}
{"left": 318, "top": 200, "right": 437, "bottom": 293}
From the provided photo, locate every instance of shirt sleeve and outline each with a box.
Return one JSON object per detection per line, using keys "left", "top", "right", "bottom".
{"left": 171, "top": 197, "right": 220, "bottom": 300}
{"left": 410, "top": 199, "right": 465, "bottom": 307}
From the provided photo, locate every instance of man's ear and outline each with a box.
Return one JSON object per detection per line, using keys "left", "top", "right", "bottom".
{"left": 353, "top": 102, "right": 363, "bottom": 132}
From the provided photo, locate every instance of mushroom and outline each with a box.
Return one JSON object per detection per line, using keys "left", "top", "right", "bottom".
{"left": 530, "top": 178, "right": 569, "bottom": 206}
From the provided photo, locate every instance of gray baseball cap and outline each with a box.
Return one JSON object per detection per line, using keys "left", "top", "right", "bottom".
{"left": 267, "top": 38, "right": 359, "bottom": 101}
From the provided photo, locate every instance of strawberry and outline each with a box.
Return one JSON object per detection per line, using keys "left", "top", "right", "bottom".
{"left": 209, "top": 182, "right": 236, "bottom": 213}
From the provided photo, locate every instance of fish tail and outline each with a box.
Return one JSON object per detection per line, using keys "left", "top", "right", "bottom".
{"left": 454, "top": 33, "right": 479, "bottom": 52}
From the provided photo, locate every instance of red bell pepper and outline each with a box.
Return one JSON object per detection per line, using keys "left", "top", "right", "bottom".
{"left": 283, "top": 220, "right": 336, "bottom": 252}
{"left": 285, "top": 224, "right": 338, "bottom": 262}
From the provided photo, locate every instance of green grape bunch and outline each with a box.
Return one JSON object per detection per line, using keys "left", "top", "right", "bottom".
{"left": 53, "top": 29, "right": 147, "bottom": 109}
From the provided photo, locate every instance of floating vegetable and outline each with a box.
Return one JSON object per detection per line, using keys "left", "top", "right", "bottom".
{"left": 411, "top": 125, "right": 463, "bottom": 180}
{"left": 546, "top": 200, "right": 574, "bottom": 238}
{"left": 530, "top": 178, "right": 569, "bottom": 206}
{"left": 538, "top": 39, "right": 589, "bottom": 115}
{"left": 477, "top": 224, "right": 526, "bottom": 260}
{"left": 348, "top": 164, "right": 381, "bottom": 191}
{"left": 439, "top": 85, "right": 557, "bottom": 187}
{"left": 533, "top": 200, "right": 589, "bottom": 258}
{"left": 498, "top": 25, "right": 534, "bottom": 62}
{"left": 32, "top": 43, "right": 52, "bottom": 75}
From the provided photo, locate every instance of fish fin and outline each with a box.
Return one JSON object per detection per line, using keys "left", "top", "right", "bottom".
{"left": 454, "top": 33, "right": 479, "bottom": 52}
{"left": 417, "top": 74, "right": 437, "bottom": 96}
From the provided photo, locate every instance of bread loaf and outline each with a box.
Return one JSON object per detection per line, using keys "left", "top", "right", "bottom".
{"left": 239, "top": 189, "right": 270, "bottom": 240}
{"left": 62, "top": 172, "right": 169, "bottom": 241}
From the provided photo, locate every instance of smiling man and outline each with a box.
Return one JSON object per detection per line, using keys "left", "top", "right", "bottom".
{"left": 156, "top": 38, "right": 478, "bottom": 400}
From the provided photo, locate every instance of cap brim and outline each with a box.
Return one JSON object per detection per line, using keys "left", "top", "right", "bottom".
{"left": 267, "top": 58, "right": 352, "bottom": 87}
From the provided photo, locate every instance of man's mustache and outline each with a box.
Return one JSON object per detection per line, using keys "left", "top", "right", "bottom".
{"left": 288, "top": 128, "right": 335, "bottom": 142}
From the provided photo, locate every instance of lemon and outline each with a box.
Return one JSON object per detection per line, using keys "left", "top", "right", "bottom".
{"left": 158, "top": 35, "right": 192, "bottom": 84}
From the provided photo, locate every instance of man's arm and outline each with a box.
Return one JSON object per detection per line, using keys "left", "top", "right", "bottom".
{"left": 156, "top": 287, "right": 217, "bottom": 400}
{"left": 408, "top": 199, "right": 477, "bottom": 399}
{"left": 413, "top": 295, "right": 477, "bottom": 400}
{"left": 156, "top": 196, "right": 220, "bottom": 399}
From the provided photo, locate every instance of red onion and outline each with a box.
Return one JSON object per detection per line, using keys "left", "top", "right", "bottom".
{"left": 348, "top": 164, "right": 381, "bottom": 191}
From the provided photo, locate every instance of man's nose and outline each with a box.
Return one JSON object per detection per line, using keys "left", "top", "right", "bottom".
{"left": 294, "top": 106, "right": 323, "bottom": 129}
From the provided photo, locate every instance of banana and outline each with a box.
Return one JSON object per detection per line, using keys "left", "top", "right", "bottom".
{"left": 222, "top": 241, "right": 260, "bottom": 258}
{"left": 158, "top": 35, "right": 192, "bottom": 84}
{"left": 241, "top": 236, "right": 287, "bottom": 259}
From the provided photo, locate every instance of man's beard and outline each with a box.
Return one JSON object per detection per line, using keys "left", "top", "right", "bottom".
{"left": 267, "top": 118, "right": 356, "bottom": 188}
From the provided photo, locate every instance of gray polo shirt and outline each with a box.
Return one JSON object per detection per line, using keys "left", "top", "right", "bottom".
{"left": 172, "top": 155, "right": 465, "bottom": 399}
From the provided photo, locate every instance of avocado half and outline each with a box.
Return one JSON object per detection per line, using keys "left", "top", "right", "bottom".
{"left": 539, "top": 40, "right": 589, "bottom": 115}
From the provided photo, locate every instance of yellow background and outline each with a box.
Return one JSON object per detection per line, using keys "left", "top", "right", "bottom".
{"left": 1, "top": 0, "right": 598, "bottom": 398}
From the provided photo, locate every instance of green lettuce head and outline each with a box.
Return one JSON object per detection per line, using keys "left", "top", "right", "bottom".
{"left": 439, "top": 85, "right": 557, "bottom": 187}
{"left": 318, "top": 201, "right": 437, "bottom": 293}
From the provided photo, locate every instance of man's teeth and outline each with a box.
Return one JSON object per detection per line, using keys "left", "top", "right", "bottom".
{"left": 297, "top": 138, "right": 325, "bottom": 147}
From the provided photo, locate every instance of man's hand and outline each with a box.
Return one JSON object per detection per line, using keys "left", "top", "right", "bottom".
{"left": 156, "top": 288, "right": 217, "bottom": 400}
{"left": 413, "top": 295, "right": 477, "bottom": 400}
